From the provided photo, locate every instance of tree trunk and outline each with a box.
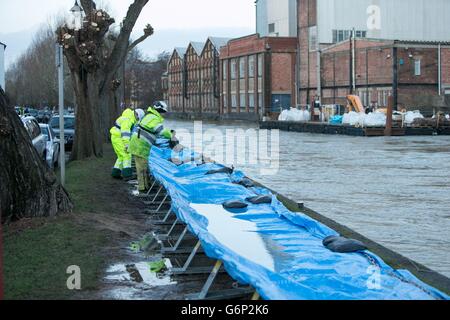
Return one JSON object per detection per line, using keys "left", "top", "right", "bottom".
{"left": 0, "top": 89, "right": 73, "bottom": 223}
{"left": 58, "top": 0, "right": 152, "bottom": 161}
{"left": 70, "top": 71, "right": 104, "bottom": 160}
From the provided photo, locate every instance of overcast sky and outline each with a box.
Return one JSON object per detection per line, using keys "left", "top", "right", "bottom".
{"left": 0, "top": 0, "right": 255, "bottom": 33}
{"left": 0, "top": 0, "right": 256, "bottom": 65}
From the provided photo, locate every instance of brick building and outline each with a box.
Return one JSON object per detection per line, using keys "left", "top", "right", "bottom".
{"left": 166, "top": 38, "right": 230, "bottom": 116}
{"left": 298, "top": 0, "right": 450, "bottom": 112}
{"left": 167, "top": 47, "right": 186, "bottom": 112}
{"left": 219, "top": 34, "right": 297, "bottom": 119}
{"left": 318, "top": 39, "right": 450, "bottom": 112}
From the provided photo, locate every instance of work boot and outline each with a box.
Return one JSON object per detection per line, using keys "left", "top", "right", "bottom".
{"left": 111, "top": 168, "right": 122, "bottom": 179}
{"left": 122, "top": 168, "right": 133, "bottom": 180}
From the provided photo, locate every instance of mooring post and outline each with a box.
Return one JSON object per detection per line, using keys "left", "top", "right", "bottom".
{"left": 385, "top": 96, "right": 393, "bottom": 136}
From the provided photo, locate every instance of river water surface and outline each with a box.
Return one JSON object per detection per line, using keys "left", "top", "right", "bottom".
{"left": 166, "top": 120, "right": 450, "bottom": 277}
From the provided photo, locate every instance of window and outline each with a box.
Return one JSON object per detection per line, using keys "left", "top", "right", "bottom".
{"left": 249, "top": 94, "right": 255, "bottom": 108}
{"left": 258, "top": 93, "right": 263, "bottom": 109}
{"left": 240, "top": 94, "right": 246, "bottom": 107}
{"left": 414, "top": 59, "right": 421, "bottom": 76}
{"left": 231, "top": 94, "right": 237, "bottom": 108}
{"left": 248, "top": 55, "right": 255, "bottom": 78}
{"left": 309, "top": 26, "right": 318, "bottom": 51}
{"left": 239, "top": 58, "right": 246, "bottom": 79}
{"left": 223, "top": 95, "right": 227, "bottom": 107}
{"left": 223, "top": 61, "right": 227, "bottom": 80}
{"left": 258, "top": 54, "right": 263, "bottom": 77}
{"left": 268, "top": 23, "right": 275, "bottom": 34}
{"left": 230, "top": 59, "right": 237, "bottom": 80}
{"left": 332, "top": 29, "right": 367, "bottom": 43}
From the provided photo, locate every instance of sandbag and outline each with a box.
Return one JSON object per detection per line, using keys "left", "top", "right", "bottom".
{"left": 405, "top": 111, "right": 424, "bottom": 124}
{"left": 206, "top": 166, "right": 234, "bottom": 175}
{"left": 223, "top": 200, "right": 248, "bottom": 209}
{"left": 363, "top": 112, "right": 386, "bottom": 127}
{"left": 246, "top": 195, "right": 272, "bottom": 204}
{"left": 235, "top": 177, "right": 254, "bottom": 188}
{"left": 323, "top": 236, "right": 367, "bottom": 253}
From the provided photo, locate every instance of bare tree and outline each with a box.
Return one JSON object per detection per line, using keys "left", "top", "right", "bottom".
{"left": 124, "top": 50, "right": 170, "bottom": 108}
{"left": 6, "top": 24, "right": 74, "bottom": 109}
{"left": 0, "top": 88, "right": 72, "bottom": 222}
{"left": 57, "top": 0, "right": 153, "bottom": 160}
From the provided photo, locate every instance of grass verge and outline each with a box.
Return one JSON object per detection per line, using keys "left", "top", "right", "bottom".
{"left": 3, "top": 145, "right": 123, "bottom": 300}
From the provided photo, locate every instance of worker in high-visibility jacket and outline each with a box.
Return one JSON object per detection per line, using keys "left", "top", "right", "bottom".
{"left": 110, "top": 108, "right": 145, "bottom": 179}
{"left": 129, "top": 101, "right": 172, "bottom": 193}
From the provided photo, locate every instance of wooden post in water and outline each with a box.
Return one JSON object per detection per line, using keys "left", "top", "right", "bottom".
{"left": 385, "top": 96, "right": 394, "bottom": 136}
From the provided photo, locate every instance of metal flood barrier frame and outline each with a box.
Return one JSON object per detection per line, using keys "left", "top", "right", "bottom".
{"left": 135, "top": 145, "right": 449, "bottom": 300}
{"left": 140, "top": 174, "right": 257, "bottom": 300}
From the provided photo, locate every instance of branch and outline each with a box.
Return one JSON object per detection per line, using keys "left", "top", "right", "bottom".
{"left": 128, "top": 24, "right": 154, "bottom": 53}
{"left": 100, "top": 0, "right": 149, "bottom": 92}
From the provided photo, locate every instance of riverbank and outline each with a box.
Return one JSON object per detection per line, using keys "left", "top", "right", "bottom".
{"left": 2, "top": 145, "right": 149, "bottom": 299}
{"left": 260, "top": 120, "right": 450, "bottom": 136}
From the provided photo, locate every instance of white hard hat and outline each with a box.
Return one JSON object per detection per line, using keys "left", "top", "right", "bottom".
{"left": 135, "top": 109, "right": 145, "bottom": 121}
{"left": 153, "top": 101, "right": 168, "bottom": 113}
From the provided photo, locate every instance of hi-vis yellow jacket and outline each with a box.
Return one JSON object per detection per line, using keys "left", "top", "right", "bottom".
{"left": 110, "top": 108, "right": 137, "bottom": 143}
{"left": 129, "top": 107, "right": 172, "bottom": 159}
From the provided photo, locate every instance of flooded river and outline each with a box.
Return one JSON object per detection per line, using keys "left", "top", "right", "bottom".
{"left": 166, "top": 120, "right": 450, "bottom": 278}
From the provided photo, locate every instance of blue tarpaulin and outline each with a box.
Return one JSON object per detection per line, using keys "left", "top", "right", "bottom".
{"left": 148, "top": 145, "right": 449, "bottom": 300}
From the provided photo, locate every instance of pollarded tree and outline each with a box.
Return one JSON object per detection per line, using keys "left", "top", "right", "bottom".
{"left": 57, "top": 0, "right": 153, "bottom": 160}
{"left": 0, "top": 88, "right": 73, "bottom": 222}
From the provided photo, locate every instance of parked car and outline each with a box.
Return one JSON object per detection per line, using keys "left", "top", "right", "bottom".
{"left": 25, "top": 108, "right": 39, "bottom": 118}
{"left": 21, "top": 116, "right": 46, "bottom": 160}
{"left": 37, "top": 110, "right": 51, "bottom": 124}
{"left": 49, "top": 115, "right": 75, "bottom": 151}
{"left": 39, "top": 124, "right": 60, "bottom": 169}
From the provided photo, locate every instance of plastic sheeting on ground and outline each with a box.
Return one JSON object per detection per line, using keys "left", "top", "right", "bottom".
{"left": 148, "top": 145, "right": 449, "bottom": 300}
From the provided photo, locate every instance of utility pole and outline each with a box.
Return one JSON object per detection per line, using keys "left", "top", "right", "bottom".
{"left": 56, "top": 44, "right": 66, "bottom": 187}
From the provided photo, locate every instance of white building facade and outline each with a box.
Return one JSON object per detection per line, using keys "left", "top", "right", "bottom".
{"left": 0, "top": 42, "right": 6, "bottom": 91}
{"left": 256, "top": 0, "right": 297, "bottom": 37}
{"left": 317, "top": 0, "right": 450, "bottom": 44}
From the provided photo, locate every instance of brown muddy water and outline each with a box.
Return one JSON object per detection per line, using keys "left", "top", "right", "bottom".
{"left": 166, "top": 119, "right": 450, "bottom": 278}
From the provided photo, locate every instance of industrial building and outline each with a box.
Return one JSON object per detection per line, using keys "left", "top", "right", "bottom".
{"left": 166, "top": 37, "right": 230, "bottom": 117}
{"left": 256, "top": 0, "right": 297, "bottom": 37}
{"left": 219, "top": 34, "right": 297, "bottom": 119}
{"left": 299, "top": 0, "right": 450, "bottom": 112}
{"left": 164, "top": 0, "right": 450, "bottom": 120}
{"left": 0, "top": 42, "right": 6, "bottom": 91}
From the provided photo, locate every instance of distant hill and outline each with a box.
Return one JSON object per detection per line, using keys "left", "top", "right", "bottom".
{"left": 125, "top": 26, "right": 255, "bottom": 59}
{"left": 1, "top": 26, "right": 254, "bottom": 68}
{"left": 0, "top": 27, "right": 36, "bottom": 69}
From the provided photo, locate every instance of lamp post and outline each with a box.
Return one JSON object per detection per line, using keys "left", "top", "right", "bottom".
{"left": 56, "top": 1, "right": 84, "bottom": 187}
{"left": 70, "top": 0, "right": 84, "bottom": 31}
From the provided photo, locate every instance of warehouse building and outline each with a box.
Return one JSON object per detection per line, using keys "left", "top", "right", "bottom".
{"left": 299, "top": 0, "right": 450, "bottom": 111}
{"left": 219, "top": 34, "right": 297, "bottom": 119}
{"left": 166, "top": 37, "right": 230, "bottom": 116}
{"left": 0, "top": 42, "right": 6, "bottom": 91}
{"left": 256, "top": 0, "right": 297, "bottom": 37}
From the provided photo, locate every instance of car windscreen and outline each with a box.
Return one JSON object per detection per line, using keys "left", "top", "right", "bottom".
{"left": 50, "top": 117, "right": 75, "bottom": 130}
{"left": 40, "top": 126, "right": 49, "bottom": 141}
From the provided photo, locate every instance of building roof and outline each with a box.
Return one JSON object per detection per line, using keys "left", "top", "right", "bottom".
{"left": 189, "top": 42, "right": 206, "bottom": 55}
{"left": 0, "top": 42, "right": 6, "bottom": 49}
{"left": 208, "top": 37, "right": 231, "bottom": 51}
{"left": 169, "top": 47, "right": 187, "bottom": 63}
{"left": 174, "top": 47, "right": 187, "bottom": 57}
{"left": 321, "top": 37, "right": 450, "bottom": 53}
